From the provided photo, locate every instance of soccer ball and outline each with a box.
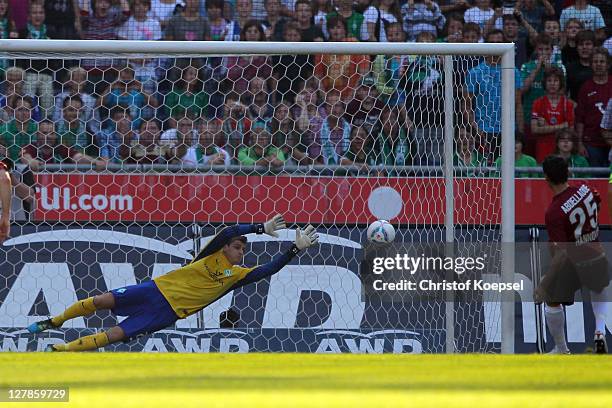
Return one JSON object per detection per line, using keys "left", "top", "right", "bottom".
{"left": 367, "top": 220, "right": 396, "bottom": 243}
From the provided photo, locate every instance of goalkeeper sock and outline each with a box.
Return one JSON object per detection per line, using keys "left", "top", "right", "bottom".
{"left": 590, "top": 290, "right": 608, "bottom": 334}
{"left": 51, "top": 297, "right": 97, "bottom": 327}
{"left": 545, "top": 304, "right": 568, "bottom": 352}
{"left": 54, "top": 332, "right": 110, "bottom": 352}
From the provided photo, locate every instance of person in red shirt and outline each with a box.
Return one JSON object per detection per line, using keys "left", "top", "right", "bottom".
{"left": 0, "top": 160, "right": 11, "bottom": 242}
{"left": 531, "top": 67, "right": 575, "bottom": 163}
{"left": 576, "top": 47, "right": 611, "bottom": 166}
{"left": 539, "top": 155, "right": 610, "bottom": 354}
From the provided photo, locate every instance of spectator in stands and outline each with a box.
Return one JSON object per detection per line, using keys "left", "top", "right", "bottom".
{"left": 16, "top": 1, "right": 55, "bottom": 118}
{"left": 79, "top": 0, "right": 130, "bottom": 84}
{"left": 560, "top": 0, "right": 606, "bottom": 43}
{"left": 117, "top": 0, "right": 162, "bottom": 41}
{"left": 454, "top": 23, "right": 484, "bottom": 118}
{"left": 262, "top": 0, "right": 286, "bottom": 40}
{"left": 195, "top": 119, "right": 231, "bottom": 166}
{"left": 346, "top": 77, "right": 384, "bottom": 130}
{"left": 164, "top": 116, "right": 195, "bottom": 166}
{"left": 464, "top": 0, "right": 494, "bottom": 32}
{"left": 339, "top": 126, "right": 374, "bottom": 171}
{"left": 272, "top": 22, "right": 310, "bottom": 103}
{"left": 227, "top": 0, "right": 254, "bottom": 41}
{"left": 295, "top": 0, "right": 324, "bottom": 42}
{"left": 464, "top": 29, "right": 523, "bottom": 162}
{"left": 497, "top": 13, "right": 531, "bottom": 68}
{"left": 318, "top": 99, "right": 350, "bottom": 166}
{"left": 56, "top": 95, "right": 92, "bottom": 155}
{"left": 521, "top": 34, "right": 566, "bottom": 133}
{"left": 461, "top": 21, "right": 481, "bottom": 44}
{"left": 373, "top": 22, "right": 408, "bottom": 106}
{"left": 404, "top": 31, "right": 444, "bottom": 166}
{"left": 237, "top": 123, "right": 286, "bottom": 167}
{"left": 440, "top": 13, "right": 464, "bottom": 43}
{"left": 493, "top": 135, "right": 538, "bottom": 178}
{"left": 294, "top": 78, "right": 325, "bottom": 161}
{"left": 206, "top": 0, "right": 228, "bottom": 41}
{"left": 226, "top": 21, "right": 272, "bottom": 95}
{"left": 561, "top": 18, "right": 584, "bottom": 66}
{"left": 322, "top": 89, "right": 341, "bottom": 117}
{"left": 0, "top": 0, "right": 16, "bottom": 49}
{"left": 128, "top": 119, "right": 165, "bottom": 165}
{"left": 363, "top": 0, "right": 402, "bottom": 42}
{"left": 160, "top": 114, "right": 198, "bottom": 165}
{"left": 453, "top": 126, "right": 488, "bottom": 177}
{"left": 245, "top": 76, "right": 274, "bottom": 125}
{"left": 1, "top": 96, "right": 37, "bottom": 165}
{"left": 312, "top": 0, "right": 333, "bottom": 28}
{"left": 222, "top": 92, "right": 252, "bottom": 159}
{"left": 97, "top": 106, "right": 135, "bottom": 163}
{"left": 315, "top": 16, "right": 370, "bottom": 101}
{"left": 401, "top": 0, "right": 445, "bottom": 42}
{"left": 165, "top": 0, "right": 209, "bottom": 41}
{"left": 202, "top": 0, "right": 231, "bottom": 119}
{"left": 530, "top": 67, "right": 574, "bottom": 163}
{"left": 325, "top": 0, "right": 363, "bottom": 40}
{"left": 543, "top": 16, "right": 563, "bottom": 64}
{"left": 517, "top": 0, "right": 555, "bottom": 34}
{"left": 373, "top": 106, "right": 411, "bottom": 170}
{"left": 21, "top": 119, "right": 104, "bottom": 171}
{"left": 45, "top": 0, "right": 81, "bottom": 39}
{"left": 150, "top": 0, "right": 182, "bottom": 31}
{"left": 566, "top": 29, "right": 595, "bottom": 101}
{"left": 0, "top": 67, "right": 41, "bottom": 124}
{"left": 100, "top": 66, "right": 158, "bottom": 131}
{"left": 165, "top": 63, "right": 208, "bottom": 122}
{"left": 270, "top": 100, "right": 311, "bottom": 165}
{"left": 576, "top": 47, "right": 611, "bottom": 166}
{"left": 0, "top": 0, "right": 14, "bottom": 105}
{"left": 553, "top": 128, "right": 590, "bottom": 177}
{"left": 53, "top": 67, "right": 99, "bottom": 135}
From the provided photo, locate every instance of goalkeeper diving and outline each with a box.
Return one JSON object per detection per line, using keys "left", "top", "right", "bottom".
{"left": 27, "top": 215, "right": 319, "bottom": 352}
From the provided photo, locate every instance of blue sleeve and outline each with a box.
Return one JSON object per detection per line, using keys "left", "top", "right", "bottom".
{"left": 515, "top": 68, "right": 522, "bottom": 89}
{"left": 466, "top": 67, "right": 477, "bottom": 94}
{"left": 191, "top": 223, "right": 264, "bottom": 262}
{"left": 231, "top": 245, "right": 299, "bottom": 289}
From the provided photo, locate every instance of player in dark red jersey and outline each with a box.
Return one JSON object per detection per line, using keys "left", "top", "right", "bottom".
{"left": 539, "top": 156, "right": 610, "bottom": 353}
{"left": 0, "top": 160, "right": 11, "bottom": 242}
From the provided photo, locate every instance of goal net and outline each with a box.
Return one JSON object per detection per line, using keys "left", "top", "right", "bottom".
{"left": 0, "top": 40, "right": 515, "bottom": 353}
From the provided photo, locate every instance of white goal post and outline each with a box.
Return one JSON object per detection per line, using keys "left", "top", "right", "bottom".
{"left": 0, "top": 39, "right": 516, "bottom": 353}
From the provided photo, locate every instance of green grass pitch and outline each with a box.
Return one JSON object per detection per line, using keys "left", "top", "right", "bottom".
{"left": 1, "top": 353, "right": 612, "bottom": 407}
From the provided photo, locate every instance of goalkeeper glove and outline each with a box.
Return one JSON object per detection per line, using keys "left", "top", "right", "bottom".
{"left": 295, "top": 225, "right": 319, "bottom": 250}
{"left": 264, "top": 214, "right": 286, "bottom": 237}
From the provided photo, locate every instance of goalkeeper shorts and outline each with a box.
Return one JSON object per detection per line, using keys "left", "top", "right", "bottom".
{"left": 110, "top": 280, "right": 179, "bottom": 341}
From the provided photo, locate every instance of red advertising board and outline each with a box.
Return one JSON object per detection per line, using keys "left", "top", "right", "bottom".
{"left": 33, "top": 174, "right": 611, "bottom": 226}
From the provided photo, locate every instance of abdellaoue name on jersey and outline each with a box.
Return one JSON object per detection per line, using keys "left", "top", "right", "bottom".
{"left": 545, "top": 184, "right": 603, "bottom": 261}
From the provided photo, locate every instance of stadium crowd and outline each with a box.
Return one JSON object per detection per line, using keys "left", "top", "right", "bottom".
{"left": 0, "top": 0, "right": 611, "bottom": 214}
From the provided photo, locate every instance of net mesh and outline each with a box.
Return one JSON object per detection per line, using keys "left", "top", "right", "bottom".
{"left": 0, "top": 48, "right": 508, "bottom": 353}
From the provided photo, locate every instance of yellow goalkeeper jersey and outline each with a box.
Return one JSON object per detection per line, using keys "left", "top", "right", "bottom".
{"left": 154, "top": 252, "right": 253, "bottom": 319}
{"left": 153, "top": 224, "right": 260, "bottom": 319}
